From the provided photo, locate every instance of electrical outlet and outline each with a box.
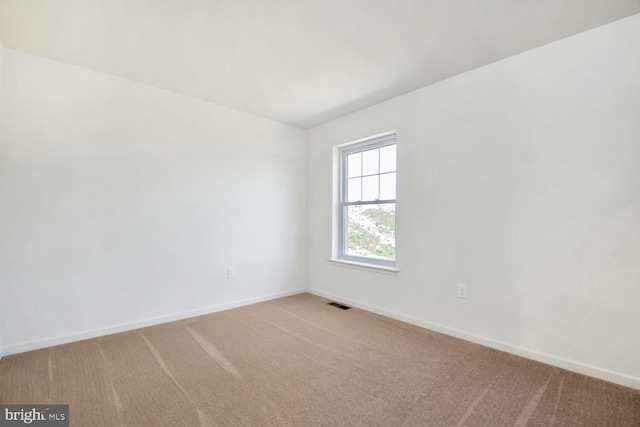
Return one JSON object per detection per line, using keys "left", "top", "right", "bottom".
{"left": 227, "top": 266, "right": 236, "bottom": 279}
{"left": 457, "top": 283, "right": 468, "bottom": 299}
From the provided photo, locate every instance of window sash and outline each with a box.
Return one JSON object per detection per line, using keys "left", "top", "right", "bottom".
{"left": 338, "top": 134, "right": 396, "bottom": 267}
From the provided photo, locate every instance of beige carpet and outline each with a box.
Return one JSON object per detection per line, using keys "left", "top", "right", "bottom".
{"left": 1, "top": 293, "right": 638, "bottom": 426}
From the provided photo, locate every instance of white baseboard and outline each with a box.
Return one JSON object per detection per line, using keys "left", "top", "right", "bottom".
{"left": 307, "top": 288, "right": 640, "bottom": 391}
{"left": 2, "top": 289, "right": 306, "bottom": 357}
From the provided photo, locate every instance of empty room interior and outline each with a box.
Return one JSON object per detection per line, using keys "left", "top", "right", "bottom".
{"left": 1, "top": 1, "right": 640, "bottom": 426}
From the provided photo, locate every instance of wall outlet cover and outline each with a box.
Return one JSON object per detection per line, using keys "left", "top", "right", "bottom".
{"left": 458, "top": 283, "right": 468, "bottom": 299}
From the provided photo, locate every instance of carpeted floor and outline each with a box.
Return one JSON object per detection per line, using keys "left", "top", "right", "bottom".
{"left": 1, "top": 293, "right": 639, "bottom": 426}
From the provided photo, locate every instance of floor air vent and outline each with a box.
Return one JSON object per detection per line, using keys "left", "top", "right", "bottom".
{"left": 327, "top": 302, "right": 351, "bottom": 310}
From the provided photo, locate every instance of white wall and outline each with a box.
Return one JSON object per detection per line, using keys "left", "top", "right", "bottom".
{"left": 0, "top": 49, "right": 307, "bottom": 354}
{"left": 0, "top": 39, "right": 4, "bottom": 357}
{"left": 307, "top": 14, "right": 640, "bottom": 388}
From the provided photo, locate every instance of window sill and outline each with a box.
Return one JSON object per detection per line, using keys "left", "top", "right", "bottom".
{"left": 327, "top": 259, "right": 399, "bottom": 275}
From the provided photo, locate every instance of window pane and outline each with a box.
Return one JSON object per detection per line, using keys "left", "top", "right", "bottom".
{"left": 379, "top": 172, "right": 396, "bottom": 200}
{"left": 347, "top": 178, "right": 361, "bottom": 202}
{"left": 362, "top": 148, "right": 379, "bottom": 176}
{"left": 380, "top": 144, "right": 396, "bottom": 173}
{"left": 347, "top": 152, "right": 361, "bottom": 178}
{"left": 362, "top": 175, "right": 378, "bottom": 201}
{"left": 347, "top": 203, "right": 395, "bottom": 260}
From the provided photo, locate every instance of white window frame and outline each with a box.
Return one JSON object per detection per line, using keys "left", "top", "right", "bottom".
{"left": 338, "top": 133, "right": 396, "bottom": 268}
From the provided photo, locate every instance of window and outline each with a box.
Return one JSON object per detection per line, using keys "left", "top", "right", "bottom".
{"left": 338, "top": 133, "right": 396, "bottom": 268}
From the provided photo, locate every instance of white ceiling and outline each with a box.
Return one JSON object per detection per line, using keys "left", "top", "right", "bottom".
{"left": 1, "top": 1, "right": 639, "bottom": 129}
